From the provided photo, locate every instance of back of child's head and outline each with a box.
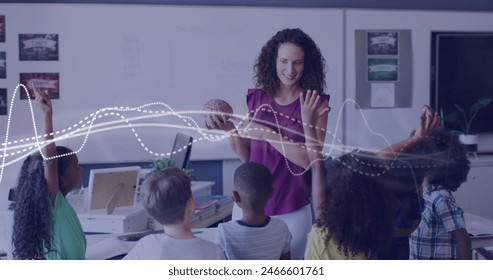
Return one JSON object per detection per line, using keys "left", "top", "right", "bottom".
{"left": 234, "top": 162, "right": 273, "bottom": 210}
{"left": 405, "top": 128, "right": 470, "bottom": 191}
{"left": 318, "top": 150, "right": 393, "bottom": 259}
{"left": 140, "top": 167, "right": 192, "bottom": 225}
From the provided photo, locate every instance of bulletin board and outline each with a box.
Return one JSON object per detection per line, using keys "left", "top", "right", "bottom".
{"left": 355, "top": 30, "right": 412, "bottom": 109}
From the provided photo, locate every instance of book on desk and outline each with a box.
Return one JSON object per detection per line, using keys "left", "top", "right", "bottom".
{"left": 192, "top": 195, "right": 233, "bottom": 228}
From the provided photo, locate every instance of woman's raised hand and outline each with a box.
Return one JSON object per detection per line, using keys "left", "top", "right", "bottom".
{"left": 300, "top": 89, "right": 330, "bottom": 125}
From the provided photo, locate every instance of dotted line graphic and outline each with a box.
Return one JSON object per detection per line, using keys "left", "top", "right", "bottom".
{"left": 1, "top": 85, "right": 460, "bottom": 189}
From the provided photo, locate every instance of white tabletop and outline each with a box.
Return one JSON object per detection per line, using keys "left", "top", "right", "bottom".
{"left": 85, "top": 227, "right": 217, "bottom": 260}
{"left": 464, "top": 213, "right": 493, "bottom": 249}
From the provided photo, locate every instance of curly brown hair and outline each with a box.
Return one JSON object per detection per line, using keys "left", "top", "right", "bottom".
{"left": 317, "top": 151, "right": 394, "bottom": 259}
{"left": 400, "top": 128, "right": 470, "bottom": 192}
{"left": 254, "top": 28, "right": 326, "bottom": 97}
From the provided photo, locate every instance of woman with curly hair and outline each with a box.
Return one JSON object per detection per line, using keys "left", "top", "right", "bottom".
{"left": 206, "top": 28, "right": 330, "bottom": 259}
{"left": 12, "top": 89, "right": 86, "bottom": 260}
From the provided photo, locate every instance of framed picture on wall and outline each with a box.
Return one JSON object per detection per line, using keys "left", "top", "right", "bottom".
{"left": 19, "top": 73, "right": 60, "bottom": 100}
{"left": 367, "top": 58, "right": 398, "bottom": 82}
{"left": 0, "top": 16, "right": 5, "bottom": 43}
{"left": 367, "top": 31, "right": 399, "bottom": 55}
{"left": 0, "top": 88, "right": 7, "bottom": 115}
{"left": 0, "top": 51, "right": 5, "bottom": 78}
{"left": 19, "top": 34, "right": 59, "bottom": 61}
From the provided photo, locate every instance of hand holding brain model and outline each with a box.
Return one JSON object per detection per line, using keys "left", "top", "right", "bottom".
{"left": 203, "top": 99, "right": 235, "bottom": 131}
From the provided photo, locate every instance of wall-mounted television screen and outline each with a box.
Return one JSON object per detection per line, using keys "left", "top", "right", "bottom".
{"left": 431, "top": 32, "right": 493, "bottom": 134}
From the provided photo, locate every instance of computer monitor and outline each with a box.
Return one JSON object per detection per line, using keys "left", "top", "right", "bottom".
{"left": 169, "top": 132, "right": 193, "bottom": 170}
{"left": 87, "top": 166, "right": 141, "bottom": 212}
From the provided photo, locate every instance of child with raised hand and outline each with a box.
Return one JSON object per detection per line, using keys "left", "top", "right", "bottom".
{"left": 124, "top": 167, "right": 225, "bottom": 260}
{"left": 12, "top": 88, "right": 86, "bottom": 260}
{"left": 301, "top": 95, "right": 442, "bottom": 259}
{"left": 217, "top": 162, "right": 292, "bottom": 260}
{"left": 407, "top": 128, "right": 472, "bottom": 260}
{"left": 304, "top": 150, "right": 395, "bottom": 259}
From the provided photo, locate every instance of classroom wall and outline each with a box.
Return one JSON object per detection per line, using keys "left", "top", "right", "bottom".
{"left": 0, "top": 4, "right": 345, "bottom": 209}
{"left": 344, "top": 9, "right": 493, "bottom": 153}
{"left": 1, "top": 4, "right": 493, "bottom": 214}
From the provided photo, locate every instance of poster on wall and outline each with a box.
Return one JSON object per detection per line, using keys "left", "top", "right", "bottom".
{"left": 19, "top": 73, "right": 60, "bottom": 100}
{"left": 355, "top": 29, "right": 412, "bottom": 109}
{"left": 367, "top": 31, "right": 398, "bottom": 55}
{"left": 0, "top": 88, "right": 7, "bottom": 115}
{"left": 0, "top": 16, "right": 5, "bottom": 42}
{"left": 19, "top": 34, "right": 59, "bottom": 61}
{"left": 367, "top": 58, "right": 398, "bottom": 81}
{"left": 0, "top": 51, "right": 5, "bottom": 78}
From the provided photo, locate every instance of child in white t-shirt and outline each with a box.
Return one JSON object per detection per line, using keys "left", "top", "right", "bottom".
{"left": 217, "top": 162, "right": 292, "bottom": 260}
{"left": 124, "top": 167, "right": 225, "bottom": 260}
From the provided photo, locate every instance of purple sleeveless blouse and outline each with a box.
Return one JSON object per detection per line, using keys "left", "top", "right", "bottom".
{"left": 246, "top": 88, "right": 327, "bottom": 215}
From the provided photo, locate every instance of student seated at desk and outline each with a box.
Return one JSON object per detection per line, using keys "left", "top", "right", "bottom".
{"left": 123, "top": 167, "right": 225, "bottom": 260}
{"left": 217, "top": 162, "right": 292, "bottom": 260}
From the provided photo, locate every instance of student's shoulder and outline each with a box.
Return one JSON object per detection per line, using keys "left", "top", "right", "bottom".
{"left": 269, "top": 217, "right": 291, "bottom": 233}
{"left": 308, "top": 224, "right": 329, "bottom": 237}
{"left": 269, "top": 216, "right": 286, "bottom": 225}
{"left": 218, "top": 219, "right": 238, "bottom": 229}
{"left": 193, "top": 237, "right": 223, "bottom": 252}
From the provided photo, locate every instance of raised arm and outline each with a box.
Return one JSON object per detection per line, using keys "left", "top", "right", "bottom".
{"left": 35, "top": 88, "right": 58, "bottom": 201}
{"left": 300, "top": 90, "right": 330, "bottom": 220}
{"left": 377, "top": 105, "right": 440, "bottom": 161}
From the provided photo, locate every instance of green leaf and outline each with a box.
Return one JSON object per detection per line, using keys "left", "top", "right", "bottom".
{"left": 442, "top": 112, "right": 459, "bottom": 123}
{"left": 150, "top": 157, "right": 194, "bottom": 178}
{"left": 471, "top": 97, "right": 492, "bottom": 112}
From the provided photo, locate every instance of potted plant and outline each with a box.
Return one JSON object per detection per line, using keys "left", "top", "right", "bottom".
{"left": 150, "top": 157, "right": 195, "bottom": 179}
{"left": 441, "top": 97, "right": 492, "bottom": 150}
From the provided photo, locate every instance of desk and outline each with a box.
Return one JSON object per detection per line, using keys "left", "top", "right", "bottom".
{"left": 85, "top": 228, "right": 218, "bottom": 260}
{"left": 191, "top": 200, "right": 233, "bottom": 228}
{"left": 77, "top": 181, "right": 223, "bottom": 233}
{"left": 465, "top": 213, "right": 493, "bottom": 250}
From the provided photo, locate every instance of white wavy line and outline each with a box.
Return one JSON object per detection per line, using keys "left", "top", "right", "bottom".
{"left": 1, "top": 84, "right": 422, "bottom": 186}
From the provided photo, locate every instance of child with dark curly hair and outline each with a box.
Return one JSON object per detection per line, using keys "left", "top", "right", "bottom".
{"left": 407, "top": 128, "right": 472, "bottom": 260}
{"left": 12, "top": 88, "right": 86, "bottom": 260}
{"left": 302, "top": 101, "right": 441, "bottom": 259}
{"left": 304, "top": 151, "right": 395, "bottom": 259}
{"left": 206, "top": 28, "right": 330, "bottom": 259}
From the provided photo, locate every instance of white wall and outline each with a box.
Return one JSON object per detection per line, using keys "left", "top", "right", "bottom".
{"left": 0, "top": 4, "right": 345, "bottom": 209}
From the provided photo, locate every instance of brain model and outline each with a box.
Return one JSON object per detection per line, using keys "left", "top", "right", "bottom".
{"left": 203, "top": 99, "right": 233, "bottom": 119}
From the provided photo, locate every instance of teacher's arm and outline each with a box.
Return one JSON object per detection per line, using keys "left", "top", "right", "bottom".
{"left": 301, "top": 90, "right": 329, "bottom": 219}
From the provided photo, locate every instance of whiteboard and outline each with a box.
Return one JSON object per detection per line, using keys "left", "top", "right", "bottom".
{"left": 0, "top": 4, "right": 344, "bottom": 163}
